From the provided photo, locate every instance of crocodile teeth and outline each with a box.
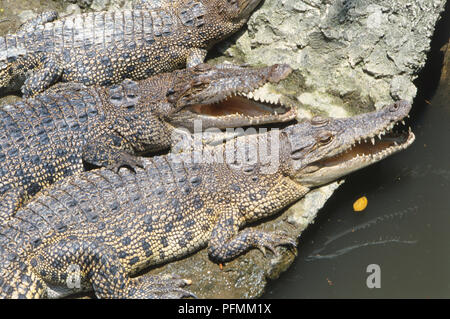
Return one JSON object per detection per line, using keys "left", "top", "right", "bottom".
{"left": 371, "top": 137, "right": 375, "bottom": 145}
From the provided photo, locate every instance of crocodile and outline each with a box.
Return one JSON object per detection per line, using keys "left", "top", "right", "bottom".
{"left": 0, "top": 100, "right": 415, "bottom": 298}
{"left": 0, "top": 0, "right": 262, "bottom": 97}
{"left": 0, "top": 62, "right": 295, "bottom": 221}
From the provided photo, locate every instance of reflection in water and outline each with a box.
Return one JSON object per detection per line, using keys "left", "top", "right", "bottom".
{"left": 306, "top": 207, "right": 419, "bottom": 261}
{"left": 264, "top": 4, "right": 449, "bottom": 299}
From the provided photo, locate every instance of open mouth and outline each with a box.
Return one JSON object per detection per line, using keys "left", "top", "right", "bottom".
{"left": 322, "top": 119, "right": 415, "bottom": 167}
{"left": 169, "top": 92, "right": 297, "bottom": 129}
{"left": 187, "top": 94, "right": 293, "bottom": 117}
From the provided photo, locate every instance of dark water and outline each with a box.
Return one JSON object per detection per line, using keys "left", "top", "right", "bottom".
{"left": 263, "top": 6, "right": 450, "bottom": 298}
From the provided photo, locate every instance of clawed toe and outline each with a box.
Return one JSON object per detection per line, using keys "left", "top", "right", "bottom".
{"left": 257, "top": 231, "right": 297, "bottom": 257}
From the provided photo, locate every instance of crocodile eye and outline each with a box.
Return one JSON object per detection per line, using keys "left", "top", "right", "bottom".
{"left": 317, "top": 131, "right": 333, "bottom": 145}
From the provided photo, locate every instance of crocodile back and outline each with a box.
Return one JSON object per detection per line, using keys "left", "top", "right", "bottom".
{"left": 0, "top": 0, "right": 220, "bottom": 60}
{"left": 0, "top": 9, "right": 178, "bottom": 56}
{"left": 0, "top": 84, "right": 104, "bottom": 204}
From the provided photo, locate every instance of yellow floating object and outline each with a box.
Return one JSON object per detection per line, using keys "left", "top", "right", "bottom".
{"left": 353, "top": 196, "right": 368, "bottom": 212}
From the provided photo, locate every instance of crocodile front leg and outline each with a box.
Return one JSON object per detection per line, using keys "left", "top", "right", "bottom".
{"left": 207, "top": 177, "right": 309, "bottom": 262}
{"left": 0, "top": 53, "right": 46, "bottom": 94}
{"left": 208, "top": 207, "right": 297, "bottom": 262}
{"left": 21, "top": 54, "right": 63, "bottom": 97}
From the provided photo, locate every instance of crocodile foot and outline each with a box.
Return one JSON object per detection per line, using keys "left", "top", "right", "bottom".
{"left": 254, "top": 230, "right": 297, "bottom": 257}
{"left": 209, "top": 225, "right": 298, "bottom": 262}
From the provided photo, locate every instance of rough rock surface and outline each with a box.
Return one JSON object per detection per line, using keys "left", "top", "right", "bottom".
{"left": 215, "top": 0, "right": 446, "bottom": 114}
{"left": 0, "top": 0, "right": 446, "bottom": 298}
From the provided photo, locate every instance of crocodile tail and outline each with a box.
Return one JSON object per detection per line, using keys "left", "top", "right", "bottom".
{"left": 0, "top": 55, "right": 39, "bottom": 94}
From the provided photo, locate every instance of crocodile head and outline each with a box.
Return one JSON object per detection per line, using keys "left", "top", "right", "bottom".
{"left": 282, "top": 100, "right": 415, "bottom": 187}
{"left": 162, "top": 63, "right": 296, "bottom": 130}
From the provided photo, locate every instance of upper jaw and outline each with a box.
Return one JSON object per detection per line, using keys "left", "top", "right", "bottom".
{"left": 167, "top": 86, "right": 297, "bottom": 130}
{"left": 325, "top": 100, "right": 413, "bottom": 158}
{"left": 299, "top": 130, "right": 415, "bottom": 187}
{"left": 166, "top": 64, "right": 296, "bottom": 130}
{"left": 294, "top": 100, "right": 415, "bottom": 187}
{"left": 180, "top": 63, "right": 293, "bottom": 106}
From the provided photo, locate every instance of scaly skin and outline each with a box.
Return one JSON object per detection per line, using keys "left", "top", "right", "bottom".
{"left": 0, "top": 0, "right": 262, "bottom": 97}
{"left": 0, "top": 63, "right": 295, "bottom": 221}
{"left": 0, "top": 100, "right": 414, "bottom": 298}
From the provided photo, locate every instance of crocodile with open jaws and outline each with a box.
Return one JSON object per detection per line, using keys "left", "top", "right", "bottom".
{"left": 0, "top": 63, "right": 295, "bottom": 220}
{"left": 0, "top": 0, "right": 262, "bottom": 97}
{"left": 0, "top": 100, "right": 414, "bottom": 298}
